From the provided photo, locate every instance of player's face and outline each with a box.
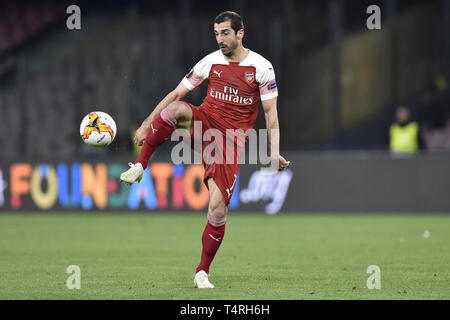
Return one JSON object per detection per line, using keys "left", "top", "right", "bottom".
{"left": 214, "top": 21, "right": 242, "bottom": 57}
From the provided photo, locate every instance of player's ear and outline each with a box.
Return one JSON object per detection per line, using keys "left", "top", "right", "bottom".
{"left": 237, "top": 29, "right": 244, "bottom": 41}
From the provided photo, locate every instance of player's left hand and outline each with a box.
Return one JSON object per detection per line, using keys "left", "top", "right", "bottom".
{"left": 278, "top": 155, "right": 291, "bottom": 171}
{"left": 134, "top": 125, "right": 148, "bottom": 146}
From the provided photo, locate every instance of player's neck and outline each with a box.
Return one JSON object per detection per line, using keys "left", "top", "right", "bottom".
{"left": 224, "top": 46, "right": 249, "bottom": 63}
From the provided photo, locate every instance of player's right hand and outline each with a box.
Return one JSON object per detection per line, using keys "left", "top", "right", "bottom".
{"left": 278, "top": 155, "right": 291, "bottom": 171}
{"left": 134, "top": 126, "right": 148, "bottom": 146}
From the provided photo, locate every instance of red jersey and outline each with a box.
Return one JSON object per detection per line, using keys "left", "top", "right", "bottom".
{"left": 182, "top": 49, "right": 278, "bottom": 133}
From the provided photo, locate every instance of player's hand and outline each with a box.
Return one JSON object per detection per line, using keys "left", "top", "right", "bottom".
{"left": 134, "top": 125, "right": 148, "bottom": 146}
{"left": 278, "top": 155, "right": 291, "bottom": 171}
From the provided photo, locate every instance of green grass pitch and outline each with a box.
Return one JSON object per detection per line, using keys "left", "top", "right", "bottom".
{"left": 0, "top": 213, "right": 448, "bottom": 299}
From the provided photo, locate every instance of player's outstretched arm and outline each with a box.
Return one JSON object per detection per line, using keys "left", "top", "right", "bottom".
{"left": 261, "top": 97, "right": 291, "bottom": 171}
{"left": 134, "top": 81, "right": 191, "bottom": 145}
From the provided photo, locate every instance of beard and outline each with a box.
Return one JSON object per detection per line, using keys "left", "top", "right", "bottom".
{"left": 220, "top": 40, "right": 238, "bottom": 57}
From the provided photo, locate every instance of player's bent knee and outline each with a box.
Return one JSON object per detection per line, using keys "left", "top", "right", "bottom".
{"left": 167, "top": 101, "right": 192, "bottom": 121}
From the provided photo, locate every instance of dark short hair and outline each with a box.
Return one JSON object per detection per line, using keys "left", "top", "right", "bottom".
{"left": 214, "top": 11, "right": 244, "bottom": 34}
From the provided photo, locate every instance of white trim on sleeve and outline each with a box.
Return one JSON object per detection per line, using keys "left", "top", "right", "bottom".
{"left": 260, "top": 91, "right": 278, "bottom": 101}
{"left": 182, "top": 77, "right": 195, "bottom": 91}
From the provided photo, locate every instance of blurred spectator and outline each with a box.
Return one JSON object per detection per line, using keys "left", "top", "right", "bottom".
{"left": 418, "top": 75, "right": 450, "bottom": 151}
{"left": 434, "top": 75, "right": 447, "bottom": 93}
{"left": 389, "top": 106, "right": 424, "bottom": 155}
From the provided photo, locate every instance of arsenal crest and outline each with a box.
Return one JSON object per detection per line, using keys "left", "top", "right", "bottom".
{"left": 244, "top": 72, "right": 255, "bottom": 83}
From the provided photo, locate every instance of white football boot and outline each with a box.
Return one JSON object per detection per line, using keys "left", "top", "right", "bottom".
{"left": 194, "top": 270, "right": 214, "bottom": 288}
{"left": 120, "top": 162, "right": 144, "bottom": 185}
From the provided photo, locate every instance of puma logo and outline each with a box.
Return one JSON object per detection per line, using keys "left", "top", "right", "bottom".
{"left": 226, "top": 174, "right": 238, "bottom": 198}
{"left": 213, "top": 70, "right": 223, "bottom": 78}
{"left": 151, "top": 124, "right": 157, "bottom": 134}
{"left": 208, "top": 234, "right": 221, "bottom": 242}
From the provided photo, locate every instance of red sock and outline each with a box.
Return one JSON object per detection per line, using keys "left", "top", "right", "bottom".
{"left": 134, "top": 109, "right": 176, "bottom": 169}
{"left": 196, "top": 215, "right": 226, "bottom": 274}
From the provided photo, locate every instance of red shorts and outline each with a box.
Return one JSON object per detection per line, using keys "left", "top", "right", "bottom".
{"left": 187, "top": 103, "right": 242, "bottom": 206}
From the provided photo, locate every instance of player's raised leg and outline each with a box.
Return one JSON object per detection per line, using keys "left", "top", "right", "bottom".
{"left": 194, "top": 178, "right": 228, "bottom": 288}
{"left": 120, "top": 101, "right": 193, "bottom": 184}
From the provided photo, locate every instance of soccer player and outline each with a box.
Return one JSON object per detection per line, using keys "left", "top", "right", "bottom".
{"left": 120, "top": 11, "right": 290, "bottom": 288}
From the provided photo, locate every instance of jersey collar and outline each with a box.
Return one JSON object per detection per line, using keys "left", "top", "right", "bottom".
{"left": 218, "top": 48, "right": 252, "bottom": 65}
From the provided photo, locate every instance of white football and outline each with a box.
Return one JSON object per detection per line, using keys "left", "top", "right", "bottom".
{"left": 80, "top": 111, "right": 117, "bottom": 147}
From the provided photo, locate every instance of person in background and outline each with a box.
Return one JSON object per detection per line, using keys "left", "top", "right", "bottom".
{"left": 390, "top": 106, "right": 424, "bottom": 155}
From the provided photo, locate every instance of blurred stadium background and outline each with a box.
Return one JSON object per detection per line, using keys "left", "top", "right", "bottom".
{"left": 1, "top": 0, "right": 450, "bottom": 212}
{"left": 0, "top": 0, "right": 449, "bottom": 300}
